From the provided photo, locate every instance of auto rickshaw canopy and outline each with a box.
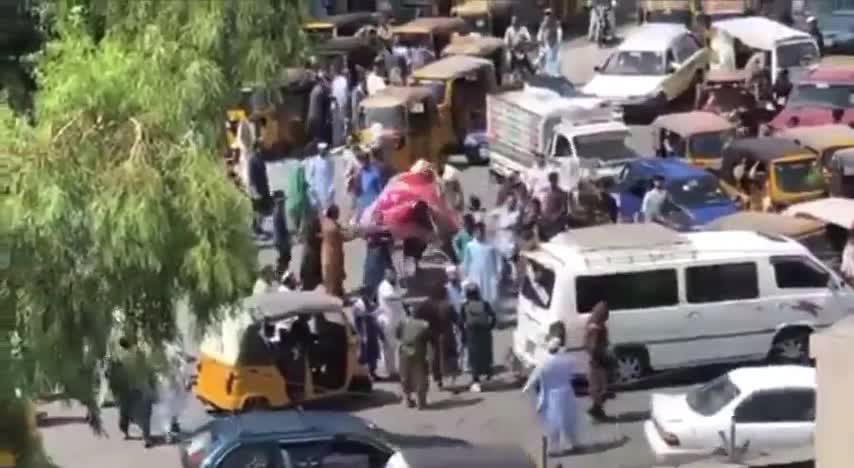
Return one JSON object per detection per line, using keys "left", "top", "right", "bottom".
{"left": 704, "top": 211, "right": 826, "bottom": 239}
{"left": 451, "top": 0, "right": 515, "bottom": 16}
{"left": 392, "top": 16, "right": 469, "bottom": 35}
{"left": 412, "top": 54, "right": 495, "bottom": 81}
{"left": 385, "top": 444, "right": 536, "bottom": 468}
{"left": 777, "top": 124, "right": 854, "bottom": 158}
{"left": 441, "top": 35, "right": 505, "bottom": 57}
{"left": 314, "top": 36, "right": 382, "bottom": 68}
{"left": 303, "top": 12, "right": 381, "bottom": 33}
{"left": 653, "top": 111, "right": 734, "bottom": 137}
{"left": 704, "top": 68, "right": 749, "bottom": 85}
{"left": 720, "top": 137, "right": 809, "bottom": 184}
{"left": 360, "top": 86, "right": 436, "bottom": 110}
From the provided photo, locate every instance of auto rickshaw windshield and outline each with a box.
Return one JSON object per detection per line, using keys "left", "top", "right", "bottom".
{"left": 668, "top": 175, "right": 731, "bottom": 207}
{"left": 689, "top": 130, "right": 733, "bottom": 158}
{"left": 365, "top": 105, "right": 406, "bottom": 130}
{"left": 572, "top": 131, "right": 636, "bottom": 161}
{"left": 776, "top": 41, "right": 819, "bottom": 69}
{"left": 774, "top": 159, "right": 825, "bottom": 194}
{"left": 789, "top": 83, "right": 854, "bottom": 108}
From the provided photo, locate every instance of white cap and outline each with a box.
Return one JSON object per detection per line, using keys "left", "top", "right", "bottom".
{"left": 807, "top": 16, "right": 816, "bottom": 23}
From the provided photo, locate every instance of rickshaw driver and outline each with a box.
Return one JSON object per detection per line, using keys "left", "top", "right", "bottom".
{"left": 504, "top": 15, "right": 534, "bottom": 76}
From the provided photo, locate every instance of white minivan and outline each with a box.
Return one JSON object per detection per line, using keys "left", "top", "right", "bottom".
{"left": 512, "top": 223, "right": 853, "bottom": 384}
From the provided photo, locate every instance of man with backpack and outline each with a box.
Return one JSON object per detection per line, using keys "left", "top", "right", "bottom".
{"left": 460, "top": 282, "right": 497, "bottom": 393}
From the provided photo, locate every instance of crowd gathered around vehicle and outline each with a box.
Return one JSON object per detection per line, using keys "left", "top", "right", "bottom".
{"left": 74, "top": 1, "right": 854, "bottom": 467}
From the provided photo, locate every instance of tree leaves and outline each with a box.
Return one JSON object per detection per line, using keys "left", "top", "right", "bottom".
{"left": 2, "top": 0, "right": 309, "bottom": 459}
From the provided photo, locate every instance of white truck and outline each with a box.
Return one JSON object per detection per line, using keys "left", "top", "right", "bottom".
{"left": 486, "top": 87, "right": 637, "bottom": 191}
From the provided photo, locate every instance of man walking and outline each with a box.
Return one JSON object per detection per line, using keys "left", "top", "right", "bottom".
{"left": 248, "top": 141, "right": 272, "bottom": 239}
{"left": 640, "top": 175, "right": 667, "bottom": 222}
{"left": 395, "top": 303, "right": 432, "bottom": 409}
{"left": 460, "top": 282, "right": 497, "bottom": 393}
{"left": 330, "top": 59, "right": 350, "bottom": 147}
{"left": 461, "top": 222, "right": 502, "bottom": 309}
{"left": 108, "top": 338, "right": 156, "bottom": 448}
{"left": 540, "top": 172, "right": 569, "bottom": 240}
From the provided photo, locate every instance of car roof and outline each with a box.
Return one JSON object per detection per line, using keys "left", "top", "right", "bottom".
{"left": 619, "top": 23, "right": 690, "bottom": 51}
{"left": 208, "top": 410, "right": 380, "bottom": 441}
{"left": 776, "top": 124, "right": 854, "bottom": 152}
{"left": 723, "top": 137, "right": 806, "bottom": 160}
{"left": 628, "top": 158, "right": 711, "bottom": 180}
{"left": 728, "top": 365, "right": 816, "bottom": 392}
{"left": 704, "top": 211, "right": 826, "bottom": 237}
{"left": 802, "top": 64, "right": 854, "bottom": 84}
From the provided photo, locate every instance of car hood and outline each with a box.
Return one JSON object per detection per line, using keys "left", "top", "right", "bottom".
{"left": 651, "top": 392, "right": 695, "bottom": 425}
{"left": 582, "top": 74, "right": 664, "bottom": 99}
{"left": 770, "top": 105, "right": 854, "bottom": 130}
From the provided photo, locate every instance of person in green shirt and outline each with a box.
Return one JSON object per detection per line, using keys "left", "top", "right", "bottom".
{"left": 452, "top": 213, "right": 475, "bottom": 264}
{"left": 286, "top": 157, "right": 310, "bottom": 233}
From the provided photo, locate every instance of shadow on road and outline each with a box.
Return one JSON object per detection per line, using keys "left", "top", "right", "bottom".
{"left": 605, "top": 410, "right": 650, "bottom": 424}
{"left": 427, "top": 396, "right": 483, "bottom": 410}
{"left": 38, "top": 415, "right": 90, "bottom": 428}
{"left": 382, "top": 431, "right": 469, "bottom": 449}
{"left": 307, "top": 389, "right": 402, "bottom": 412}
{"left": 548, "top": 435, "right": 631, "bottom": 458}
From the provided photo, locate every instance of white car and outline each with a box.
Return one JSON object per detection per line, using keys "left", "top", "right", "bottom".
{"left": 645, "top": 365, "right": 815, "bottom": 467}
{"left": 583, "top": 23, "right": 707, "bottom": 112}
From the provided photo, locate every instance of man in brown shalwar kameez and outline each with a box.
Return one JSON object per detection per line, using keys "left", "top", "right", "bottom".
{"left": 320, "top": 204, "right": 347, "bottom": 298}
{"left": 395, "top": 305, "right": 432, "bottom": 409}
{"left": 585, "top": 300, "right": 611, "bottom": 422}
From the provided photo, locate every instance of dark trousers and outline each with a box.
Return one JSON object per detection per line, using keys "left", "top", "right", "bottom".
{"left": 118, "top": 391, "right": 152, "bottom": 441}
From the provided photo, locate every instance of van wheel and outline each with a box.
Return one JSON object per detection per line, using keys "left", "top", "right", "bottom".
{"left": 612, "top": 348, "right": 649, "bottom": 386}
{"left": 242, "top": 397, "right": 270, "bottom": 412}
{"left": 769, "top": 328, "right": 812, "bottom": 364}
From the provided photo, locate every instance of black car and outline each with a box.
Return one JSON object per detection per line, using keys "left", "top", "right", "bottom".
{"left": 820, "top": 10, "right": 854, "bottom": 54}
{"left": 180, "top": 410, "right": 395, "bottom": 468}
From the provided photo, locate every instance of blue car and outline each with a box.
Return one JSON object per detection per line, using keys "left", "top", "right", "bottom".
{"left": 611, "top": 159, "right": 738, "bottom": 230}
{"left": 180, "top": 410, "right": 395, "bottom": 468}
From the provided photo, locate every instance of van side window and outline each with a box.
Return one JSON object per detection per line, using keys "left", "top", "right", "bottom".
{"left": 575, "top": 269, "right": 678, "bottom": 312}
{"left": 521, "top": 259, "right": 556, "bottom": 309}
{"left": 771, "top": 255, "right": 830, "bottom": 289}
{"left": 686, "top": 263, "right": 759, "bottom": 303}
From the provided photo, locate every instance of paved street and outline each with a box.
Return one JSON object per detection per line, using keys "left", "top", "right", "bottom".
{"left": 38, "top": 27, "right": 739, "bottom": 468}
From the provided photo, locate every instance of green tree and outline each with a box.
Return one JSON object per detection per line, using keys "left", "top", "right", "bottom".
{"left": 1, "top": 1, "right": 308, "bottom": 466}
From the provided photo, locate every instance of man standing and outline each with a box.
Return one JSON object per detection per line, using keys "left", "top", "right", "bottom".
{"left": 286, "top": 149, "right": 310, "bottom": 233}
{"left": 320, "top": 204, "right": 347, "bottom": 298}
{"left": 640, "top": 175, "right": 667, "bottom": 222}
{"left": 108, "top": 338, "right": 156, "bottom": 448}
{"left": 377, "top": 268, "right": 405, "bottom": 378}
{"left": 505, "top": 15, "right": 534, "bottom": 76}
{"left": 306, "top": 66, "right": 332, "bottom": 144}
{"left": 537, "top": 9, "right": 563, "bottom": 76}
{"left": 460, "top": 282, "right": 497, "bottom": 393}
{"left": 540, "top": 172, "right": 569, "bottom": 240}
{"left": 395, "top": 303, "right": 432, "bottom": 409}
{"left": 248, "top": 142, "right": 272, "bottom": 239}
{"left": 585, "top": 301, "right": 612, "bottom": 421}
{"left": 330, "top": 59, "right": 350, "bottom": 147}
{"left": 305, "top": 141, "right": 336, "bottom": 210}
{"left": 525, "top": 152, "right": 552, "bottom": 203}
{"left": 807, "top": 17, "right": 824, "bottom": 55}
{"left": 461, "top": 222, "right": 501, "bottom": 309}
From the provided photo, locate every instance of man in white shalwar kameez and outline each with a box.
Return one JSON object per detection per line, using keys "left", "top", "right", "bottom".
{"left": 377, "top": 268, "right": 405, "bottom": 378}
{"left": 461, "top": 223, "right": 502, "bottom": 309}
{"left": 525, "top": 152, "right": 552, "bottom": 204}
{"left": 157, "top": 342, "right": 193, "bottom": 443}
{"left": 492, "top": 194, "right": 521, "bottom": 282}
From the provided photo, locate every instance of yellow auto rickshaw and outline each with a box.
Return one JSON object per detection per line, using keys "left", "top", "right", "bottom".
{"left": 392, "top": 17, "right": 470, "bottom": 57}
{"left": 777, "top": 124, "right": 854, "bottom": 179}
{"left": 719, "top": 137, "right": 826, "bottom": 211}
{"left": 225, "top": 68, "right": 315, "bottom": 160}
{"left": 359, "top": 86, "right": 445, "bottom": 173}
{"left": 441, "top": 35, "right": 508, "bottom": 84}
{"left": 450, "top": 0, "right": 515, "bottom": 36}
{"left": 411, "top": 55, "right": 497, "bottom": 162}
{"left": 303, "top": 12, "right": 382, "bottom": 41}
{"left": 652, "top": 111, "right": 735, "bottom": 169}
{"left": 194, "top": 291, "right": 372, "bottom": 412}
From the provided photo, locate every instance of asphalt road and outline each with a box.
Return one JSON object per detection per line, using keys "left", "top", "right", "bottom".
{"left": 38, "top": 27, "right": 748, "bottom": 468}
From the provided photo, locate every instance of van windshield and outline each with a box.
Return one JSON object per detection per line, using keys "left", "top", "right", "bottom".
{"left": 365, "top": 106, "right": 406, "bottom": 130}
{"left": 521, "top": 259, "right": 556, "bottom": 309}
{"left": 686, "top": 374, "right": 741, "bottom": 416}
{"left": 572, "top": 131, "right": 636, "bottom": 162}
{"left": 602, "top": 51, "right": 666, "bottom": 76}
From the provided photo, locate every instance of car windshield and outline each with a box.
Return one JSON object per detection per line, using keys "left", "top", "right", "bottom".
{"left": 364, "top": 106, "right": 405, "bottom": 130}
{"left": 774, "top": 158, "right": 824, "bottom": 193}
{"left": 602, "top": 51, "right": 665, "bottom": 76}
{"left": 686, "top": 374, "right": 741, "bottom": 416}
{"left": 667, "top": 175, "right": 730, "bottom": 207}
{"left": 688, "top": 131, "right": 732, "bottom": 158}
{"left": 776, "top": 41, "right": 819, "bottom": 69}
{"left": 789, "top": 83, "right": 854, "bottom": 108}
{"left": 572, "top": 131, "right": 636, "bottom": 161}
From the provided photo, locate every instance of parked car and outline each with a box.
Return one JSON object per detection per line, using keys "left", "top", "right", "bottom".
{"left": 819, "top": 10, "right": 854, "bottom": 55}
{"left": 180, "top": 410, "right": 395, "bottom": 468}
{"left": 645, "top": 365, "right": 815, "bottom": 467}
{"left": 583, "top": 23, "right": 708, "bottom": 115}
{"left": 770, "top": 62, "right": 854, "bottom": 131}
{"left": 610, "top": 159, "right": 738, "bottom": 229}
